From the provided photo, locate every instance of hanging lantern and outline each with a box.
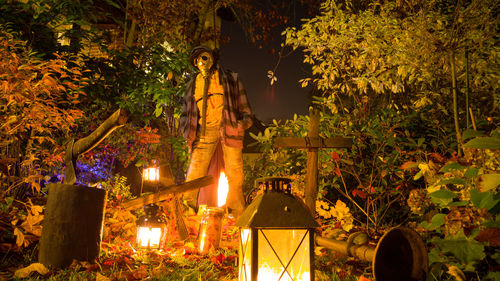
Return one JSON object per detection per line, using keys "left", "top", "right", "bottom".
{"left": 198, "top": 172, "right": 228, "bottom": 254}
{"left": 136, "top": 204, "right": 167, "bottom": 249}
{"left": 237, "top": 177, "right": 319, "bottom": 281}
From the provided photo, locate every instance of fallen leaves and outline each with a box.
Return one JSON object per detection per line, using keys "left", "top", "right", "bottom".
{"left": 96, "top": 272, "right": 111, "bottom": 281}
{"left": 14, "top": 263, "right": 49, "bottom": 278}
{"left": 357, "top": 275, "right": 371, "bottom": 281}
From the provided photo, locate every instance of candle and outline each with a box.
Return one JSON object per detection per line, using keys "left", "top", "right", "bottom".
{"left": 198, "top": 207, "right": 224, "bottom": 254}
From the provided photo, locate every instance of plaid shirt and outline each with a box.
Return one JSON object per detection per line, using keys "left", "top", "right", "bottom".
{"left": 179, "top": 65, "right": 253, "bottom": 150}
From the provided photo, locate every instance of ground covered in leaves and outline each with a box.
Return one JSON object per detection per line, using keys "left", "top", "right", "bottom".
{"left": 1, "top": 195, "right": 373, "bottom": 281}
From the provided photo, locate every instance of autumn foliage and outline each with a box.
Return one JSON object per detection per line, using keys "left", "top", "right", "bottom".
{"left": 0, "top": 28, "right": 85, "bottom": 193}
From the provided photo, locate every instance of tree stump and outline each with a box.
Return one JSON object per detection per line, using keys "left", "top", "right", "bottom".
{"left": 38, "top": 184, "right": 107, "bottom": 268}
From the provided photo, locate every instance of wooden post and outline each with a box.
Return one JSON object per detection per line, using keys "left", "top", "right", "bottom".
{"left": 305, "top": 108, "right": 320, "bottom": 215}
{"left": 274, "top": 109, "right": 352, "bottom": 215}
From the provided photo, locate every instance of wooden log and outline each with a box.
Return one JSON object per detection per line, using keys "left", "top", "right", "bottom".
{"left": 274, "top": 136, "right": 353, "bottom": 149}
{"left": 64, "top": 109, "right": 128, "bottom": 185}
{"left": 305, "top": 109, "right": 320, "bottom": 214}
{"left": 72, "top": 109, "right": 128, "bottom": 156}
{"left": 122, "top": 176, "right": 214, "bottom": 211}
{"left": 39, "top": 184, "right": 107, "bottom": 268}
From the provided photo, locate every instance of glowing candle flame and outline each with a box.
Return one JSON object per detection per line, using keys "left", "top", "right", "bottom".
{"left": 143, "top": 167, "right": 159, "bottom": 181}
{"left": 257, "top": 263, "right": 310, "bottom": 281}
{"left": 217, "top": 172, "right": 229, "bottom": 207}
{"left": 137, "top": 226, "right": 162, "bottom": 248}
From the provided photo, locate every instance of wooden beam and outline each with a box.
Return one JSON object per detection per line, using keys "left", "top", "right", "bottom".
{"left": 274, "top": 136, "right": 353, "bottom": 149}
{"left": 122, "top": 176, "right": 214, "bottom": 211}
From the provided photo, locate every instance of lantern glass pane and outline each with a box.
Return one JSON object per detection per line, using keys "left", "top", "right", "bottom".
{"left": 257, "top": 229, "right": 310, "bottom": 281}
{"left": 239, "top": 228, "right": 252, "bottom": 281}
{"left": 137, "top": 226, "right": 162, "bottom": 248}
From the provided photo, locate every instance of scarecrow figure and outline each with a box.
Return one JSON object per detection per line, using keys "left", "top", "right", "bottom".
{"left": 179, "top": 46, "right": 253, "bottom": 218}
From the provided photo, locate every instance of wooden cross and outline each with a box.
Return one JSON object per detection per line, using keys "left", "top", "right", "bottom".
{"left": 122, "top": 168, "right": 214, "bottom": 241}
{"left": 274, "top": 108, "right": 352, "bottom": 214}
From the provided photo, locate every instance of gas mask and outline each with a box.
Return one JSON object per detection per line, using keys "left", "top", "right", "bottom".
{"left": 196, "top": 51, "right": 214, "bottom": 77}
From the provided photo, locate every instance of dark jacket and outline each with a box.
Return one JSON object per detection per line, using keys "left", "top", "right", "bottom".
{"left": 179, "top": 65, "right": 253, "bottom": 150}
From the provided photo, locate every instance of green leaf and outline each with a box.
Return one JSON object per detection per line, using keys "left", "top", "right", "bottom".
{"left": 439, "top": 162, "right": 466, "bottom": 173}
{"left": 485, "top": 271, "right": 500, "bottom": 281}
{"left": 429, "top": 189, "right": 457, "bottom": 206}
{"left": 470, "top": 188, "right": 499, "bottom": 211}
{"left": 429, "top": 213, "right": 446, "bottom": 229}
{"left": 449, "top": 201, "right": 468, "bottom": 207}
{"left": 437, "top": 178, "right": 467, "bottom": 185}
{"left": 1, "top": 196, "right": 14, "bottom": 213}
{"left": 432, "top": 230, "right": 485, "bottom": 266}
{"left": 464, "top": 167, "right": 479, "bottom": 178}
{"left": 462, "top": 129, "right": 485, "bottom": 140}
{"left": 464, "top": 137, "right": 500, "bottom": 149}
{"left": 483, "top": 215, "right": 500, "bottom": 228}
{"left": 428, "top": 248, "right": 443, "bottom": 266}
{"left": 135, "top": 159, "right": 146, "bottom": 167}
{"left": 154, "top": 106, "right": 163, "bottom": 117}
{"left": 480, "top": 173, "right": 500, "bottom": 192}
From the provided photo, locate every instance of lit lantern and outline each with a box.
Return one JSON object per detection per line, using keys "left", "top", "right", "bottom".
{"left": 236, "top": 177, "right": 319, "bottom": 281}
{"left": 143, "top": 165, "right": 160, "bottom": 182}
{"left": 198, "top": 172, "right": 228, "bottom": 254}
{"left": 136, "top": 204, "right": 167, "bottom": 249}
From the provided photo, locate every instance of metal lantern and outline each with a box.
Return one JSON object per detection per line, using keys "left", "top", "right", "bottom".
{"left": 136, "top": 204, "right": 166, "bottom": 249}
{"left": 236, "top": 177, "right": 319, "bottom": 281}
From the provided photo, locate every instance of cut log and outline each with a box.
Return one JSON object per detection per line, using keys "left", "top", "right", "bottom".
{"left": 122, "top": 176, "right": 214, "bottom": 211}
{"left": 39, "top": 184, "right": 107, "bottom": 268}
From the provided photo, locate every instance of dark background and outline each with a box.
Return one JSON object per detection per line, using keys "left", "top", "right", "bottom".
{"left": 219, "top": 12, "right": 313, "bottom": 122}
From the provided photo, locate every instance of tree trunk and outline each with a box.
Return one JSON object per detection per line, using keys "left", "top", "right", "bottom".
{"left": 449, "top": 51, "right": 462, "bottom": 155}
{"left": 39, "top": 184, "right": 107, "bottom": 268}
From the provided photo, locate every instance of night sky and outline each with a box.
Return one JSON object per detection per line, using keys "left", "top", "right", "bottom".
{"left": 219, "top": 14, "right": 312, "bottom": 122}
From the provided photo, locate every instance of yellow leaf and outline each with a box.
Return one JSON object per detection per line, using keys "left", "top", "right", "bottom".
{"left": 21, "top": 213, "right": 44, "bottom": 233}
{"left": 123, "top": 222, "right": 135, "bottom": 230}
{"left": 447, "top": 265, "right": 466, "bottom": 281}
{"left": 14, "top": 263, "right": 49, "bottom": 278}
{"left": 31, "top": 205, "right": 43, "bottom": 215}
{"left": 96, "top": 272, "right": 111, "bottom": 281}
{"left": 14, "top": 228, "right": 25, "bottom": 247}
